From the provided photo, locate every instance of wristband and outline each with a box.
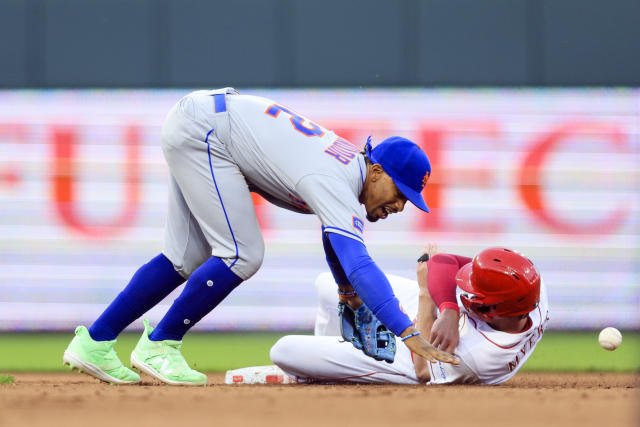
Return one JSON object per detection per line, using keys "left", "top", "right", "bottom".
{"left": 438, "top": 302, "right": 460, "bottom": 313}
{"left": 417, "top": 253, "right": 430, "bottom": 263}
{"left": 337, "top": 289, "right": 357, "bottom": 297}
{"left": 400, "top": 331, "right": 421, "bottom": 341}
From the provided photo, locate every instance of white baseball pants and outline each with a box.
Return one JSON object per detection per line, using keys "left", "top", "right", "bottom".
{"left": 270, "top": 272, "right": 421, "bottom": 384}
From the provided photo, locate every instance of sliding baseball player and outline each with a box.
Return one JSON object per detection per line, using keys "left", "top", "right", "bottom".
{"left": 231, "top": 245, "right": 549, "bottom": 385}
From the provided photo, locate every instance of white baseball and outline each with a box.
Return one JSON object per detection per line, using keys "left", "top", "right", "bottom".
{"left": 598, "top": 327, "right": 622, "bottom": 351}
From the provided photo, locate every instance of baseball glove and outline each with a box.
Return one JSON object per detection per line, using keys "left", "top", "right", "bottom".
{"left": 338, "top": 302, "right": 396, "bottom": 363}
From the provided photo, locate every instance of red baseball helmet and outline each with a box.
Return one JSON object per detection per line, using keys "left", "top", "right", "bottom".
{"left": 456, "top": 247, "right": 540, "bottom": 322}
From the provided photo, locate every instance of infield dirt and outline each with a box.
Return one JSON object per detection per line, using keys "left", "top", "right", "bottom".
{"left": 0, "top": 372, "right": 637, "bottom": 427}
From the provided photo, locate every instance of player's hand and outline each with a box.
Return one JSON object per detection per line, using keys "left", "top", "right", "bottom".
{"left": 401, "top": 327, "right": 460, "bottom": 365}
{"left": 430, "top": 309, "right": 460, "bottom": 354}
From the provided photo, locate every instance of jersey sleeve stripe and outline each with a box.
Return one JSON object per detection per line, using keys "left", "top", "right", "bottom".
{"left": 323, "top": 226, "right": 364, "bottom": 244}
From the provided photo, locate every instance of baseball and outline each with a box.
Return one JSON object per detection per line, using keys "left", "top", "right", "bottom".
{"left": 598, "top": 327, "right": 622, "bottom": 351}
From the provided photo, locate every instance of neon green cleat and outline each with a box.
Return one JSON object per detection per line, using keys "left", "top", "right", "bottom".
{"left": 130, "top": 319, "right": 207, "bottom": 386}
{"left": 63, "top": 325, "right": 141, "bottom": 384}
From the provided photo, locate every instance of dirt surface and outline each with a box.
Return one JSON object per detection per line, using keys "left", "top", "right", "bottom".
{"left": 0, "top": 372, "right": 638, "bottom": 427}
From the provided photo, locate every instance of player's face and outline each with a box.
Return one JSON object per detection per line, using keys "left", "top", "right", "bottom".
{"left": 485, "top": 313, "right": 531, "bottom": 333}
{"left": 363, "top": 169, "right": 408, "bottom": 222}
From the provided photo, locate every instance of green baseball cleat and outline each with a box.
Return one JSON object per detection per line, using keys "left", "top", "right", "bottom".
{"left": 130, "top": 319, "right": 207, "bottom": 386}
{"left": 63, "top": 325, "right": 141, "bottom": 384}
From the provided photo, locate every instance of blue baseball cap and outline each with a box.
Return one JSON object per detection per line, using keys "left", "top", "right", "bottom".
{"left": 365, "top": 136, "right": 431, "bottom": 212}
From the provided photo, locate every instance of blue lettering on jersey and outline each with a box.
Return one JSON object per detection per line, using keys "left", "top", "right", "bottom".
{"left": 265, "top": 104, "right": 324, "bottom": 137}
{"left": 352, "top": 216, "right": 364, "bottom": 233}
{"left": 325, "top": 138, "right": 359, "bottom": 165}
{"left": 438, "top": 362, "right": 447, "bottom": 380}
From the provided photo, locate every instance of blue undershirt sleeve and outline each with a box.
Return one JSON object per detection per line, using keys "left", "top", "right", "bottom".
{"left": 321, "top": 227, "right": 350, "bottom": 286}
{"left": 325, "top": 232, "right": 413, "bottom": 336}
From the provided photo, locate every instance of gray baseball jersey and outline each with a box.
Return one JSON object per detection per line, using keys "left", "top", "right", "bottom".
{"left": 161, "top": 88, "right": 367, "bottom": 280}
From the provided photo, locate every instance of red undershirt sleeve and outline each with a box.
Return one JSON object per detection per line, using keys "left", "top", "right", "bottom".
{"left": 426, "top": 254, "right": 473, "bottom": 313}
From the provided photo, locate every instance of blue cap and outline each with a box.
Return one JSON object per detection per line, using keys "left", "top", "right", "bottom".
{"left": 365, "top": 136, "right": 431, "bottom": 212}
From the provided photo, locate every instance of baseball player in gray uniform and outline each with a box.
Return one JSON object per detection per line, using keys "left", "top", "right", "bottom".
{"left": 63, "top": 88, "right": 459, "bottom": 386}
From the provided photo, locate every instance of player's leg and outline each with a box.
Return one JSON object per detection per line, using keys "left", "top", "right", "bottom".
{"left": 62, "top": 112, "right": 194, "bottom": 384}
{"left": 128, "top": 171, "right": 220, "bottom": 385}
{"left": 149, "top": 102, "right": 264, "bottom": 341}
{"left": 314, "top": 272, "right": 342, "bottom": 336}
{"left": 131, "top": 96, "right": 264, "bottom": 385}
{"left": 63, "top": 249, "right": 184, "bottom": 383}
{"left": 385, "top": 273, "right": 420, "bottom": 315}
{"left": 87, "top": 254, "right": 184, "bottom": 342}
{"left": 86, "top": 175, "right": 191, "bottom": 344}
{"left": 270, "top": 335, "right": 419, "bottom": 384}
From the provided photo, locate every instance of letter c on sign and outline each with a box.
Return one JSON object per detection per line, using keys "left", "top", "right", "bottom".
{"left": 517, "top": 122, "right": 629, "bottom": 235}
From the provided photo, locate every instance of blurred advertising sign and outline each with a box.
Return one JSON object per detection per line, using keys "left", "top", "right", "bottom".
{"left": 0, "top": 89, "right": 638, "bottom": 331}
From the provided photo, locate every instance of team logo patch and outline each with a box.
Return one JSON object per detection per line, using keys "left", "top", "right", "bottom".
{"left": 421, "top": 171, "right": 430, "bottom": 189}
{"left": 352, "top": 216, "right": 364, "bottom": 233}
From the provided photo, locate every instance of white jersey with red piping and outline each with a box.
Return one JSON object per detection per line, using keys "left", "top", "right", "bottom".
{"left": 427, "top": 280, "right": 549, "bottom": 385}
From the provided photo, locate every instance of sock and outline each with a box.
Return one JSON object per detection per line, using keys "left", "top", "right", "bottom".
{"left": 149, "top": 256, "right": 243, "bottom": 341}
{"left": 88, "top": 254, "right": 185, "bottom": 341}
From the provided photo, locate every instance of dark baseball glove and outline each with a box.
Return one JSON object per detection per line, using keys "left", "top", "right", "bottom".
{"left": 338, "top": 302, "right": 396, "bottom": 363}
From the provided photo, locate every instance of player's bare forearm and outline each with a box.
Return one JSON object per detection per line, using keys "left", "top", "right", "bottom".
{"left": 412, "top": 289, "right": 438, "bottom": 383}
{"left": 412, "top": 243, "right": 441, "bottom": 382}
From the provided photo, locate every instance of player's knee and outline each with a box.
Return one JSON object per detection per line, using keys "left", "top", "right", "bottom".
{"left": 315, "top": 272, "right": 338, "bottom": 305}
{"left": 243, "top": 240, "right": 265, "bottom": 276}
{"left": 270, "top": 336, "right": 300, "bottom": 372}
{"left": 234, "top": 239, "right": 265, "bottom": 279}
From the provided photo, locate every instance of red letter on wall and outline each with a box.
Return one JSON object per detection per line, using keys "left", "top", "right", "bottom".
{"left": 518, "top": 122, "right": 629, "bottom": 235}
{"left": 0, "top": 123, "right": 28, "bottom": 188}
{"left": 417, "top": 122, "right": 503, "bottom": 233}
{"left": 51, "top": 125, "right": 141, "bottom": 238}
